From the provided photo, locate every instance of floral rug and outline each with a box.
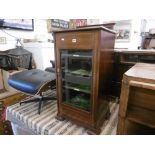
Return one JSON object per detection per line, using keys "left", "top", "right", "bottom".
{"left": 0, "top": 103, "right": 13, "bottom": 135}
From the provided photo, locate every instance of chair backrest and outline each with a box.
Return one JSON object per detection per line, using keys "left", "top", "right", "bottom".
{"left": 50, "top": 60, "right": 55, "bottom": 68}
{"left": 45, "top": 60, "right": 55, "bottom": 73}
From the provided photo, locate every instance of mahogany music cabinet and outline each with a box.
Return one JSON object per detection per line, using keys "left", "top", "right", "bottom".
{"left": 54, "top": 26, "right": 115, "bottom": 134}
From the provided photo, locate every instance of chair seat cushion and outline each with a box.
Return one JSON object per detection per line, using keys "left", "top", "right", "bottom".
{"left": 8, "top": 69, "right": 55, "bottom": 94}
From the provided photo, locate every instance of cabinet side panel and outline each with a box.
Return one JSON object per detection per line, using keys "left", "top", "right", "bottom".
{"left": 54, "top": 34, "right": 61, "bottom": 114}
{"left": 96, "top": 31, "right": 115, "bottom": 127}
{"left": 99, "top": 30, "right": 115, "bottom": 95}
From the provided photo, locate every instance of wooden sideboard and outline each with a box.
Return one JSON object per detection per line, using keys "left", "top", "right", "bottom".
{"left": 117, "top": 63, "right": 155, "bottom": 134}
{"left": 111, "top": 49, "right": 155, "bottom": 97}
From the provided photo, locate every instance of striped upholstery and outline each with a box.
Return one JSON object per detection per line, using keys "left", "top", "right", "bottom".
{"left": 6, "top": 92, "right": 119, "bottom": 135}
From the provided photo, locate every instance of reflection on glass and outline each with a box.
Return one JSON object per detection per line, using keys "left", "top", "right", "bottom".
{"left": 60, "top": 50, "right": 92, "bottom": 112}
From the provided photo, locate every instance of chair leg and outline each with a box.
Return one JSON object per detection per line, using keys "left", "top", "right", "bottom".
{"left": 42, "top": 96, "right": 56, "bottom": 101}
{"left": 20, "top": 98, "right": 41, "bottom": 105}
{"left": 38, "top": 99, "right": 42, "bottom": 115}
{"left": 19, "top": 91, "right": 56, "bottom": 114}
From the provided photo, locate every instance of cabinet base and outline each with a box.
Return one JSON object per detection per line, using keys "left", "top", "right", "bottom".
{"left": 55, "top": 115, "right": 65, "bottom": 121}
{"left": 105, "top": 111, "right": 111, "bottom": 120}
{"left": 87, "top": 128, "right": 101, "bottom": 135}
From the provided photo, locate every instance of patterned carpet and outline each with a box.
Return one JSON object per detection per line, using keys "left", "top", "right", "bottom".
{"left": 6, "top": 94, "right": 119, "bottom": 135}
{"left": 0, "top": 102, "right": 13, "bottom": 135}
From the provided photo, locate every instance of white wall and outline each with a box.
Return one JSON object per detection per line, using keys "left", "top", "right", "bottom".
{"left": 127, "top": 19, "right": 142, "bottom": 49}
{"left": 102, "top": 19, "right": 155, "bottom": 49}
{"left": 23, "top": 42, "right": 54, "bottom": 70}
{"left": 113, "top": 19, "right": 155, "bottom": 49}
{"left": 1, "top": 19, "right": 155, "bottom": 52}
{"left": 145, "top": 19, "right": 155, "bottom": 32}
{"left": 0, "top": 19, "right": 51, "bottom": 51}
{"left": 0, "top": 19, "right": 54, "bottom": 91}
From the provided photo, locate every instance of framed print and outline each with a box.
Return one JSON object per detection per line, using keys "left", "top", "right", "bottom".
{"left": 69, "top": 19, "right": 87, "bottom": 28}
{"left": 114, "top": 20, "right": 131, "bottom": 42}
{"left": 47, "top": 19, "right": 69, "bottom": 32}
{"left": 0, "top": 19, "right": 34, "bottom": 31}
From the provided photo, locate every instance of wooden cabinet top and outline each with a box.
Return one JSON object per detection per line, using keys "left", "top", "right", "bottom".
{"left": 53, "top": 25, "right": 116, "bottom": 34}
{"left": 125, "top": 63, "right": 155, "bottom": 82}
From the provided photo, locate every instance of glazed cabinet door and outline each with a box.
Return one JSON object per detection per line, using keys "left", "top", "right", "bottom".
{"left": 59, "top": 50, "right": 93, "bottom": 112}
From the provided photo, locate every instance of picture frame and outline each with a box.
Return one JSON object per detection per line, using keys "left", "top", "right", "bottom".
{"left": 47, "top": 19, "right": 69, "bottom": 32}
{"left": 0, "top": 19, "right": 34, "bottom": 31}
{"left": 69, "top": 19, "right": 87, "bottom": 28}
{"left": 114, "top": 20, "right": 131, "bottom": 42}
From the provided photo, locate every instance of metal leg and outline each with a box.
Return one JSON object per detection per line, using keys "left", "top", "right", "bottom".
{"left": 20, "top": 98, "right": 41, "bottom": 105}
{"left": 42, "top": 96, "right": 56, "bottom": 101}
{"left": 38, "top": 99, "right": 42, "bottom": 115}
{"left": 19, "top": 91, "right": 56, "bottom": 114}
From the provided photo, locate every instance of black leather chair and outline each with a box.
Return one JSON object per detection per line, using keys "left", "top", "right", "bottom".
{"left": 8, "top": 69, "right": 56, "bottom": 114}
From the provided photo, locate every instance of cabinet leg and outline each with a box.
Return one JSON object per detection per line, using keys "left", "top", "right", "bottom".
{"left": 105, "top": 106, "right": 111, "bottom": 120}
{"left": 117, "top": 116, "right": 126, "bottom": 135}
{"left": 55, "top": 115, "right": 65, "bottom": 121}
{"left": 87, "top": 130, "right": 96, "bottom": 135}
{"left": 105, "top": 111, "right": 111, "bottom": 120}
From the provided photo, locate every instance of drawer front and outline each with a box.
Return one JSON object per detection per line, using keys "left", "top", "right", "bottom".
{"left": 56, "top": 32, "right": 95, "bottom": 49}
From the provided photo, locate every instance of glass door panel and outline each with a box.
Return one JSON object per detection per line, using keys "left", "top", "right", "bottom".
{"left": 60, "top": 50, "right": 92, "bottom": 112}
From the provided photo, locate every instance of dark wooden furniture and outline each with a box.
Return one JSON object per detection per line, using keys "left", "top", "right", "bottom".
{"left": 117, "top": 63, "right": 155, "bottom": 134}
{"left": 111, "top": 49, "right": 155, "bottom": 97}
{"left": 54, "top": 26, "right": 115, "bottom": 134}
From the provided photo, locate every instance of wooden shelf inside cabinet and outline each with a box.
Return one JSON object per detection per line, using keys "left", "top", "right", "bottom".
{"left": 54, "top": 26, "right": 115, "bottom": 134}
{"left": 64, "top": 84, "right": 91, "bottom": 94}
